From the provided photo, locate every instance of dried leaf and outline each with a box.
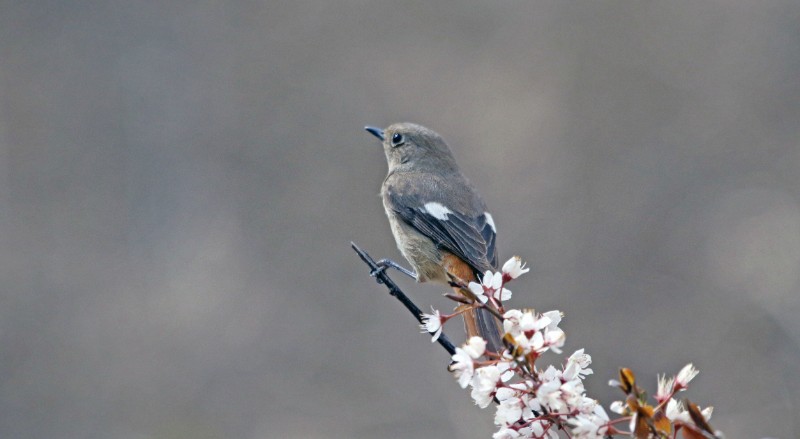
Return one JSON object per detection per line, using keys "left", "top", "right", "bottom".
{"left": 654, "top": 409, "right": 672, "bottom": 435}
{"left": 686, "top": 400, "right": 715, "bottom": 435}
{"left": 681, "top": 426, "right": 707, "bottom": 439}
{"left": 619, "top": 368, "right": 636, "bottom": 394}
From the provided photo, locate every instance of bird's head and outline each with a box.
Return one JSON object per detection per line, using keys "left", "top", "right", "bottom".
{"left": 365, "top": 123, "right": 457, "bottom": 173}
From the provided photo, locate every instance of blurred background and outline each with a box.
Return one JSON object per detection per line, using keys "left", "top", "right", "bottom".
{"left": 1, "top": 1, "right": 799, "bottom": 438}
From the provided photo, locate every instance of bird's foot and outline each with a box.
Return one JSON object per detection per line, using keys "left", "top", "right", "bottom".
{"left": 371, "top": 259, "right": 418, "bottom": 280}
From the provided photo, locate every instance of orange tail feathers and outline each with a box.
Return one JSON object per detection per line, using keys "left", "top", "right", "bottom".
{"left": 442, "top": 254, "right": 504, "bottom": 354}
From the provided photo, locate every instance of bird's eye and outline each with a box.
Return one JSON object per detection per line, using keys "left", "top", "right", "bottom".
{"left": 391, "top": 133, "right": 404, "bottom": 146}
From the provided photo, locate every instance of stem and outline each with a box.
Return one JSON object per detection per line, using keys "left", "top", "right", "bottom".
{"left": 607, "top": 416, "right": 632, "bottom": 426}
{"left": 475, "top": 295, "right": 505, "bottom": 320}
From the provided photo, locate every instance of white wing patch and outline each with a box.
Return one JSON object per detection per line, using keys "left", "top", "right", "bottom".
{"left": 423, "top": 202, "right": 452, "bottom": 220}
{"left": 484, "top": 212, "right": 496, "bottom": 232}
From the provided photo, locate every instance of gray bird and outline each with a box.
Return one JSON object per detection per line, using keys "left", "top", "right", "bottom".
{"left": 366, "top": 123, "right": 503, "bottom": 353}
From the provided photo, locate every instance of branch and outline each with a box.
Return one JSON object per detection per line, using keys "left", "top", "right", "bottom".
{"left": 352, "top": 244, "right": 723, "bottom": 439}
{"left": 351, "top": 242, "right": 456, "bottom": 356}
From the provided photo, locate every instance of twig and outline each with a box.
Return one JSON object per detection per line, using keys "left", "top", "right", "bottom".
{"left": 351, "top": 242, "right": 457, "bottom": 355}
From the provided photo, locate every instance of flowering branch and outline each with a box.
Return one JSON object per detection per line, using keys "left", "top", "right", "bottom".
{"left": 353, "top": 244, "right": 724, "bottom": 439}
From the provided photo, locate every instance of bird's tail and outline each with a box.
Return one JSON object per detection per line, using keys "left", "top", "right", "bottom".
{"left": 463, "top": 307, "right": 505, "bottom": 354}
{"left": 442, "top": 254, "right": 505, "bottom": 354}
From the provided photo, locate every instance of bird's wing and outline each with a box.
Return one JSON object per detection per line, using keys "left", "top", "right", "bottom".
{"left": 385, "top": 188, "right": 497, "bottom": 274}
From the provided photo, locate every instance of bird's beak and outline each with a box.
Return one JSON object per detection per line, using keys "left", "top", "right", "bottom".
{"left": 365, "top": 126, "right": 385, "bottom": 141}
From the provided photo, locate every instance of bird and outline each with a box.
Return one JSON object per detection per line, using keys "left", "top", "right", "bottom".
{"left": 365, "top": 122, "right": 504, "bottom": 353}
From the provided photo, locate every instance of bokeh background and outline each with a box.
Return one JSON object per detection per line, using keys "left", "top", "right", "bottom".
{"left": 1, "top": 1, "right": 799, "bottom": 438}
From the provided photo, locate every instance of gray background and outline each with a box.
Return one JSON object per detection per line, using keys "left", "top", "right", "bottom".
{"left": 1, "top": 1, "right": 799, "bottom": 438}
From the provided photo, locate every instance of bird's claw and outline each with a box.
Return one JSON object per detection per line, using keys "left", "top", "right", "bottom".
{"left": 370, "top": 265, "right": 388, "bottom": 279}
{"left": 371, "top": 258, "right": 417, "bottom": 280}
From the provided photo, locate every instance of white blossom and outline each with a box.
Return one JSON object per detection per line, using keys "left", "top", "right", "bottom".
{"left": 492, "top": 428, "right": 521, "bottom": 439}
{"left": 502, "top": 256, "right": 530, "bottom": 280}
{"left": 540, "top": 364, "right": 563, "bottom": 383}
{"left": 544, "top": 327, "right": 565, "bottom": 353}
{"left": 536, "top": 373, "right": 565, "bottom": 413}
{"left": 675, "top": 363, "right": 699, "bottom": 390}
{"left": 420, "top": 308, "right": 443, "bottom": 342}
{"left": 450, "top": 348, "right": 475, "bottom": 388}
{"left": 528, "top": 420, "right": 548, "bottom": 438}
{"left": 494, "top": 285, "right": 512, "bottom": 301}
{"left": 569, "top": 405, "right": 609, "bottom": 438}
{"left": 469, "top": 270, "right": 512, "bottom": 302}
{"left": 518, "top": 333, "right": 539, "bottom": 355}
{"left": 541, "top": 310, "right": 562, "bottom": 329}
{"left": 494, "top": 396, "right": 523, "bottom": 426}
{"left": 563, "top": 349, "right": 593, "bottom": 381}
{"left": 655, "top": 373, "right": 674, "bottom": 403}
{"left": 471, "top": 365, "right": 501, "bottom": 408}
{"left": 468, "top": 280, "right": 490, "bottom": 303}
{"left": 464, "top": 336, "right": 487, "bottom": 359}
{"left": 666, "top": 398, "right": 713, "bottom": 425}
{"left": 503, "top": 309, "right": 524, "bottom": 334}
{"left": 495, "top": 386, "right": 518, "bottom": 402}
{"left": 503, "top": 309, "right": 568, "bottom": 356}
{"left": 519, "top": 311, "right": 551, "bottom": 333}
{"left": 666, "top": 399, "right": 690, "bottom": 423}
{"left": 497, "top": 360, "right": 515, "bottom": 382}
{"left": 609, "top": 400, "right": 625, "bottom": 414}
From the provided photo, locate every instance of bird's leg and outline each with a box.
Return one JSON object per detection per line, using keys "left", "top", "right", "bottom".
{"left": 371, "top": 259, "right": 418, "bottom": 280}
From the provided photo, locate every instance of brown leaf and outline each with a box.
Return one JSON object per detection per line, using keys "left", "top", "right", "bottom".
{"left": 619, "top": 368, "right": 636, "bottom": 394}
{"left": 686, "top": 400, "right": 715, "bottom": 435}
{"left": 632, "top": 412, "right": 651, "bottom": 439}
{"left": 681, "top": 426, "right": 707, "bottom": 439}
{"left": 653, "top": 409, "right": 672, "bottom": 435}
{"left": 628, "top": 396, "right": 656, "bottom": 439}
